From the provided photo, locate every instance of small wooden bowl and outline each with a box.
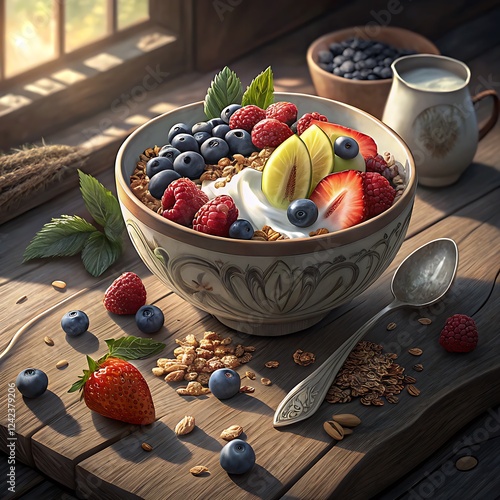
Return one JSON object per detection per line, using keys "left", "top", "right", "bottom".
{"left": 307, "top": 26, "right": 440, "bottom": 119}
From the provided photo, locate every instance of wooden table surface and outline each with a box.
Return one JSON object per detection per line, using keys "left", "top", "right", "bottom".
{"left": 2, "top": 7, "right": 500, "bottom": 500}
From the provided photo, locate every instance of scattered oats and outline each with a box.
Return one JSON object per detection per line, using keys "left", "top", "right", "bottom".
{"left": 152, "top": 367, "right": 165, "bottom": 377}
{"left": 51, "top": 280, "right": 67, "bottom": 290}
{"left": 244, "top": 371, "right": 256, "bottom": 380}
{"left": 165, "top": 370, "right": 185, "bottom": 382}
{"left": 413, "top": 363, "right": 424, "bottom": 372}
{"left": 177, "top": 381, "right": 210, "bottom": 396}
{"left": 44, "top": 336, "right": 54, "bottom": 346}
{"left": 141, "top": 442, "right": 153, "bottom": 452}
{"left": 386, "top": 394, "right": 399, "bottom": 404}
{"left": 260, "top": 377, "right": 272, "bottom": 386}
{"left": 240, "top": 385, "right": 255, "bottom": 393}
{"left": 56, "top": 359, "right": 68, "bottom": 369}
{"left": 175, "top": 415, "right": 195, "bottom": 435}
{"left": 418, "top": 317, "right": 432, "bottom": 325}
{"left": 323, "top": 420, "right": 344, "bottom": 440}
{"left": 404, "top": 375, "right": 417, "bottom": 384}
{"left": 309, "top": 228, "right": 329, "bottom": 236}
{"left": 265, "top": 360, "right": 280, "bottom": 368}
{"left": 16, "top": 295, "right": 28, "bottom": 304}
{"left": 190, "top": 465, "right": 209, "bottom": 476}
{"left": 386, "top": 322, "right": 397, "bottom": 331}
{"left": 455, "top": 456, "right": 478, "bottom": 471}
{"left": 220, "top": 425, "right": 243, "bottom": 441}
{"left": 293, "top": 349, "right": 316, "bottom": 366}
{"left": 407, "top": 384, "right": 421, "bottom": 397}
{"left": 408, "top": 347, "right": 423, "bottom": 356}
{"left": 332, "top": 414, "right": 361, "bottom": 427}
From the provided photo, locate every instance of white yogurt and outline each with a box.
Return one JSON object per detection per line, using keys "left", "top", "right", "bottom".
{"left": 401, "top": 67, "right": 465, "bottom": 91}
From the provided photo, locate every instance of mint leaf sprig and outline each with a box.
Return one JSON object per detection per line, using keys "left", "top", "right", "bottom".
{"left": 241, "top": 66, "right": 274, "bottom": 109}
{"left": 204, "top": 66, "right": 243, "bottom": 119}
{"left": 23, "top": 170, "right": 125, "bottom": 277}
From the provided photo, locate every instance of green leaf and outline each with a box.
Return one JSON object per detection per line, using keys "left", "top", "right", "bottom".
{"left": 105, "top": 336, "right": 166, "bottom": 361}
{"left": 81, "top": 231, "right": 123, "bottom": 277}
{"left": 241, "top": 66, "right": 274, "bottom": 109}
{"left": 78, "top": 169, "right": 125, "bottom": 241}
{"left": 23, "top": 215, "right": 97, "bottom": 261}
{"left": 68, "top": 355, "right": 100, "bottom": 395}
{"left": 204, "top": 66, "right": 243, "bottom": 119}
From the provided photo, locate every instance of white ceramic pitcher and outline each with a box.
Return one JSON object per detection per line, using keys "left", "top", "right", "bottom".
{"left": 382, "top": 54, "right": 499, "bottom": 187}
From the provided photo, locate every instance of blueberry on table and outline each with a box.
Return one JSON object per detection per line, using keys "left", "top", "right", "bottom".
{"left": 167, "top": 122, "right": 191, "bottom": 143}
{"left": 220, "top": 104, "right": 242, "bottom": 124}
{"left": 159, "top": 146, "right": 181, "bottom": 162}
{"left": 220, "top": 439, "right": 256, "bottom": 474}
{"left": 200, "top": 137, "right": 230, "bottom": 164}
{"left": 208, "top": 368, "right": 240, "bottom": 400}
{"left": 287, "top": 199, "right": 319, "bottom": 228}
{"left": 334, "top": 136, "right": 360, "bottom": 160}
{"left": 229, "top": 219, "right": 254, "bottom": 239}
{"left": 148, "top": 169, "right": 181, "bottom": 199}
{"left": 61, "top": 310, "right": 89, "bottom": 336}
{"left": 173, "top": 151, "right": 206, "bottom": 180}
{"left": 16, "top": 368, "right": 48, "bottom": 398}
{"left": 135, "top": 305, "right": 164, "bottom": 334}
{"left": 146, "top": 156, "right": 173, "bottom": 179}
{"left": 171, "top": 133, "right": 199, "bottom": 153}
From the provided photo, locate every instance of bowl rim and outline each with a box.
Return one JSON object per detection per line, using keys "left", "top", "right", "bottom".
{"left": 116, "top": 92, "right": 416, "bottom": 257}
{"left": 307, "top": 25, "right": 440, "bottom": 86}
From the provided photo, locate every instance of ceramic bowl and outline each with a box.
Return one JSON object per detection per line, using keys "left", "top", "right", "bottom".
{"left": 115, "top": 93, "right": 417, "bottom": 336}
{"left": 307, "top": 26, "right": 440, "bottom": 118}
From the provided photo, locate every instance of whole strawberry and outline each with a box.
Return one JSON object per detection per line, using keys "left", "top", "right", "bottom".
{"left": 439, "top": 314, "right": 478, "bottom": 353}
{"left": 103, "top": 272, "right": 146, "bottom": 315}
{"left": 361, "top": 171, "right": 396, "bottom": 219}
{"left": 192, "top": 195, "right": 238, "bottom": 237}
{"left": 69, "top": 336, "right": 165, "bottom": 425}
{"left": 229, "top": 105, "right": 266, "bottom": 131}
{"left": 161, "top": 177, "right": 209, "bottom": 226}
{"left": 251, "top": 118, "right": 294, "bottom": 149}
{"left": 265, "top": 101, "right": 298, "bottom": 126}
{"left": 296, "top": 112, "right": 328, "bottom": 135}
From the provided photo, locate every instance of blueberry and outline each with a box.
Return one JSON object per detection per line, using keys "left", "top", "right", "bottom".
{"left": 220, "top": 439, "right": 256, "bottom": 475}
{"left": 193, "top": 131, "right": 211, "bottom": 145}
{"left": 333, "top": 67, "right": 343, "bottom": 77}
{"left": 173, "top": 151, "right": 206, "bottom": 179}
{"left": 353, "top": 50, "right": 367, "bottom": 62}
{"left": 287, "top": 199, "right": 318, "bottom": 227}
{"left": 135, "top": 305, "right": 164, "bottom": 334}
{"left": 16, "top": 368, "right": 48, "bottom": 398}
{"left": 328, "top": 42, "right": 343, "bottom": 55}
{"left": 225, "top": 129, "right": 256, "bottom": 156}
{"left": 319, "top": 62, "right": 334, "bottom": 73}
{"left": 333, "top": 55, "right": 346, "bottom": 66}
{"left": 171, "top": 133, "right": 199, "bottom": 153}
{"left": 159, "top": 146, "right": 181, "bottom": 162}
{"left": 339, "top": 60, "right": 355, "bottom": 74}
{"left": 200, "top": 137, "right": 229, "bottom": 164}
{"left": 342, "top": 47, "right": 355, "bottom": 58}
{"left": 148, "top": 169, "right": 182, "bottom": 198}
{"left": 61, "top": 310, "right": 89, "bottom": 336}
{"left": 191, "top": 121, "right": 212, "bottom": 135}
{"left": 167, "top": 122, "right": 191, "bottom": 143}
{"left": 334, "top": 136, "right": 360, "bottom": 160}
{"left": 229, "top": 219, "right": 254, "bottom": 239}
{"left": 212, "top": 124, "right": 231, "bottom": 139}
{"left": 380, "top": 67, "right": 393, "bottom": 79}
{"left": 146, "top": 156, "right": 173, "bottom": 178}
{"left": 364, "top": 58, "right": 377, "bottom": 69}
{"left": 208, "top": 368, "right": 241, "bottom": 400}
{"left": 220, "top": 104, "right": 242, "bottom": 124}
{"left": 207, "top": 117, "right": 225, "bottom": 129}
{"left": 317, "top": 50, "right": 333, "bottom": 64}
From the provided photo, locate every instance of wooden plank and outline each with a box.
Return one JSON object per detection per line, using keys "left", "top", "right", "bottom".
{"left": 0, "top": 456, "right": 45, "bottom": 499}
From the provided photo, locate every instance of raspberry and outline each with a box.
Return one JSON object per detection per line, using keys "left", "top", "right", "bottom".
{"left": 192, "top": 195, "right": 238, "bottom": 237}
{"left": 296, "top": 112, "right": 328, "bottom": 135}
{"left": 251, "top": 118, "right": 294, "bottom": 149}
{"left": 229, "top": 105, "right": 266, "bottom": 131}
{"left": 161, "top": 178, "right": 208, "bottom": 226}
{"left": 365, "top": 154, "right": 388, "bottom": 175}
{"left": 103, "top": 272, "right": 147, "bottom": 315}
{"left": 361, "top": 171, "right": 396, "bottom": 219}
{"left": 265, "top": 101, "right": 298, "bottom": 126}
{"left": 439, "top": 314, "right": 478, "bottom": 353}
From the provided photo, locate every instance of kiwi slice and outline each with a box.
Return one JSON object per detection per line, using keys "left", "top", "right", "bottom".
{"left": 261, "top": 135, "right": 312, "bottom": 210}
{"left": 300, "top": 124, "right": 335, "bottom": 195}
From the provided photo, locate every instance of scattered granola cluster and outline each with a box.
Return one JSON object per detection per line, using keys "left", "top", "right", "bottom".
{"left": 326, "top": 340, "right": 420, "bottom": 406}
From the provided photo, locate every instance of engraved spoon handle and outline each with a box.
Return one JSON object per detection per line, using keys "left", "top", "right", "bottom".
{"left": 273, "top": 300, "right": 406, "bottom": 427}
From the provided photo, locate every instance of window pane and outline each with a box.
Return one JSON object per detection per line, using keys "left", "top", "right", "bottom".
{"left": 5, "top": 0, "right": 56, "bottom": 77}
{"left": 117, "top": 0, "right": 148, "bottom": 30}
{"left": 65, "top": 0, "right": 108, "bottom": 52}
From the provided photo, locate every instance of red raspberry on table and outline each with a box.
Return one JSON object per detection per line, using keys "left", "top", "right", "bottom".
{"left": 161, "top": 177, "right": 208, "bottom": 226}
{"left": 365, "top": 154, "right": 388, "bottom": 175}
{"left": 103, "top": 272, "right": 147, "bottom": 315}
{"left": 296, "top": 112, "right": 328, "bottom": 135}
{"left": 439, "top": 314, "right": 478, "bottom": 353}
{"left": 361, "top": 171, "right": 396, "bottom": 219}
{"left": 229, "top": 105, "right": 266, "bottom": 131}
{"left": 251, "top": 118, "right": 294, "bottom": 148}
{"left": 265, "top": 101, "right": 298, "bottom": 126}
{"left": 192, "top": 195, "right": 238, "bottom": 237}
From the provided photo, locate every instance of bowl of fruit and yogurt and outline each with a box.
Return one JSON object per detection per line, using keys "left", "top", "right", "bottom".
{"left": 116, "top": 68, "right": 416, "bottom": 335}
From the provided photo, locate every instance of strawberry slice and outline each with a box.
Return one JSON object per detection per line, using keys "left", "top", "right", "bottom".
{"left": 311, "top": 120, "right": 378, "bottom": 159}
{"left": 309, "top": 170, "right": 366, "bottom": 231}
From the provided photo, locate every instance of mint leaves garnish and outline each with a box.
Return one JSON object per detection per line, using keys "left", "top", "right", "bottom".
{"left": 23, "top": 170, "right": 125, "bottom": 277}
{"left": 204, "top": 66, "right": 243, "bottom": 119}
{"left": 68, "top": 336, "right": 166, "bottom": 394}
{"left": 241, "top": 66, "right": 274, "bottom": 109}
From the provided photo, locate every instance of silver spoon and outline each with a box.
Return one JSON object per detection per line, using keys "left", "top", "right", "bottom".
{"left": 273, "top": 238, "right": 458, "bottom": 427}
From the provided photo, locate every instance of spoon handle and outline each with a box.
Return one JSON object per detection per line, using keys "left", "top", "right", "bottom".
{"left": 273, "top": 301, "right": 403, "bottom": 427}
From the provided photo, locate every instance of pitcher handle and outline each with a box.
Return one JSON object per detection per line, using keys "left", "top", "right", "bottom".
{"left": 472, "top": 89, "right": 499, "bottom": 140}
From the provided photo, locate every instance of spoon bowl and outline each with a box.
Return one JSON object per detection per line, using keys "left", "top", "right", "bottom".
{"left": 273, "top": 238, "right": 458, "bottom": 427}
